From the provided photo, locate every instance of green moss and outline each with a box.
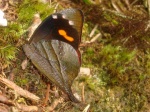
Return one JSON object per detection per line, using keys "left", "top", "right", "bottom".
{"left": 81, "top": 41, "right": 150, "bottom": 111}
{"left": 0, "top": 0, "right": 56, "bottom": 66}
{"left": 103, "top": 12, "right": 119, "bottom": 25}
{"left": 0, "top": 45, "right": 17, "bottom": 65}
{"left": 1, "top": 1, "right": 149, "bottom": 111}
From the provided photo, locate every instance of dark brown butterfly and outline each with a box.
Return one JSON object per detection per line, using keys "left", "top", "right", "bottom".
{"left": 23, "top": 8, "right": 84, "bottom": 103}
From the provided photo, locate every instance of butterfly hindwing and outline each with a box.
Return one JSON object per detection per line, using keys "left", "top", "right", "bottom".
{"left": 23, "top": 40, "right": 80, "bottom": 102}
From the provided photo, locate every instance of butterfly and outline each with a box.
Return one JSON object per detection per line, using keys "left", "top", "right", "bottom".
{"left": 23, "top": 8, "right": 84, "bottom": 103}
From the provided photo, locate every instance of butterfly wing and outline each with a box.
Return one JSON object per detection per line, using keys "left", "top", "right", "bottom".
{"left": 23, "top": 40, "right": 80, "bottom": 102}
{"left": 59, "top": 9, "right": 83, "bottom": 44}
{"left": 23, "top": 9, "right": 83, "bottom": 102}
{"left": 29, "top": 8, "right": 83, "bottom": 50}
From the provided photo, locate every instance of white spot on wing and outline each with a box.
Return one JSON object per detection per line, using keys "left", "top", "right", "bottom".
{"left": 52, "top": 15, "right": 58, "bottom": 19}
{"left": 62, "top": 15, "right": 66, "bottom": 19}
{"left": 69, "top": 20, "right": 74, "bottom": 25}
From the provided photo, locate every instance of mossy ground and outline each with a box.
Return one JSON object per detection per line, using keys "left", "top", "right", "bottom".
{"left": 0, "top": 0, "right": 150, "bottom": 111}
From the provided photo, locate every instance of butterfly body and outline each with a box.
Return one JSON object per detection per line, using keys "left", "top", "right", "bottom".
{"left": 23, "top": 9, "right": 83, "bottom": 103}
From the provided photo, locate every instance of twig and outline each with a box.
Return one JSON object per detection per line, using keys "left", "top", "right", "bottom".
{"left": 81, "top": 84, "right": 85, "bottom": 103}
{"left": 16, "top": 103, "right": 38, "bottom": 112}
{"left": 145, "top": 20, "right": 150, "bottom": 31}
{"left": 0, "top": 77, "right": 40, "bottom": 102}
{"left": 0, "top": 94, "right": 14, "bottom": 106}
{"left": 147, "top": 0, "right": 150, "bottom": 16}
{"left": 90, "top": 33, "right": 102, "bottom": 43}
{"left": 46, "top": 97, "right": 64, "bottom": 111}
{"left": 27, "top": 13, "right": 41, "bottom": 40}
{"left": 123, "top": 0, "right": 131, "bottom": 10}
{"left": 54, "top": 3, "right": 59, "bottom": 13}
{"left": 103, "top": 9, "right": 133, "bottom": 19}
{"left": 43, "top": 83, "right": 50, "bottom": 106}
{"left": 0, "top": 103, "right": 9, "bottom": 112}
{"left": 1, "top": 2, "right": 8, "bottom": 11}
{"left": 82, "top": 104, "right": 90, "bottom": 112}
{"left": 131, "top": 0, "right": 139, "bottom": 6}
{"left": 89, "top": 24, "right": 98, "bottom": 38}
{"left": 0, "top": 38, "right": 6, "bottom": 43}
{"left": 49, "top": 0, "right": 52, "bottom": 7}
{"left": 111, "top": 0, "right": 123, "bottom": 13}
{"left": 21, "top": 58, "right": 28, "bottom": 70}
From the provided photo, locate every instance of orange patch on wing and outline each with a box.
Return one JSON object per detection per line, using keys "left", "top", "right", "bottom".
{"left": 58, "top": 29, "right": 74, "bottom": 42}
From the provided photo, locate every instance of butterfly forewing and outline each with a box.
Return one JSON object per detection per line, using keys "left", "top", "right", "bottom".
{"left": 59, "top": 9, "right": 83, "bottom": 43}
{"left": 29, "top": 9, "right": 83, "bottom": 50}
